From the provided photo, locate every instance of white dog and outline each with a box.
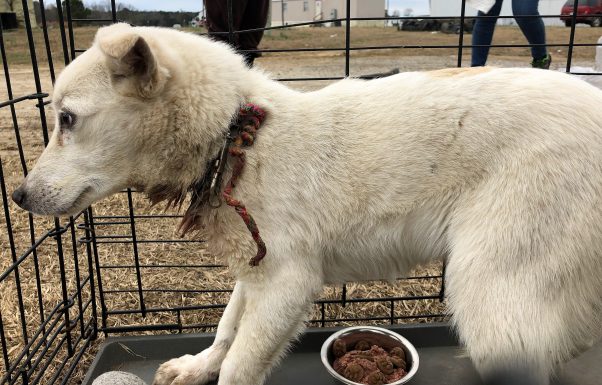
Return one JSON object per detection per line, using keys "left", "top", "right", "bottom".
{"left": 12, "top": 24, "right": 602, "bottom": 385}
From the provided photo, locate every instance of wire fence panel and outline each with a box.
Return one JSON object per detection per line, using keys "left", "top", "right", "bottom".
{"left": 0, "top": 1, "right": 97, "bottom": 383}
{"left": 1, "top": 0, "right": 598, "bottom": 383}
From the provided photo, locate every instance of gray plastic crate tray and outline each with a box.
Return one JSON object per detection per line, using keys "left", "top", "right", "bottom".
{"left": 82, "top": 323, "right": 602, "bottom": 385}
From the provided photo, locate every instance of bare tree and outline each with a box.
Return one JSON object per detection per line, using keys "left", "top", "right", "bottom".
{"left": 88, "top": 1, "right": 111, "bottom": 12}
{"left": 117, "top": 3, "right": 136, "bottom": 12}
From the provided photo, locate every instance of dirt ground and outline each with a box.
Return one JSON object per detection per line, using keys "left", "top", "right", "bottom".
{"left": 1, "top": 24, "right": 600, "bottom": 384}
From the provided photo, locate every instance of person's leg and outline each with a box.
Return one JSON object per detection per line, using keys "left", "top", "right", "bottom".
{"left": 512, "top": 0, "right": 549, "bottom": 65}
{"left": 238, "top": 0, "right": 271, "bottom": 66}
{"left": 471, "top": 0, "right": 504, "bottom": 67}
{"left": 205, "top": 0, "right": 249, "bottom": 48}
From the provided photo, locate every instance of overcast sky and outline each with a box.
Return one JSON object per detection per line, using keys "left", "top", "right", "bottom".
{"left": 83, "top": 1, "right": 430, "bottom": 14}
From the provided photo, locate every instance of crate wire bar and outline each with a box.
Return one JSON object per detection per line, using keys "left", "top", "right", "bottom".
{"left": 0, "top": 0, "right": 595, "bottom": 384}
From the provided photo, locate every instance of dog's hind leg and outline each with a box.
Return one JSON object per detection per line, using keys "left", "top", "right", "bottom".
{"left": 153, "top": 282, "right": 247, "bottom": 385}
{"left": 217, "top": 263, "right": 322, "bottom": 385}
{"left": 446, "top": 245, "right": 560, "bottom": 385}
{"left": 445, "top": 159, "right": 602, "bottom": 385}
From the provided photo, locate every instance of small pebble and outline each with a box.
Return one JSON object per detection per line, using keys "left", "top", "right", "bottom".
{"left": 92, "top": 371, "right": 147, "bottom": 385}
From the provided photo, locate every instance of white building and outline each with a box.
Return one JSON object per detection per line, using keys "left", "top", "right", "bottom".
{"left": 271, "top": 0, "right": 386, "bottom": 27}
{"left": 429, "top": 0, "right": 567, "bottom": 26}
{"left": 0, "top": 0, "right": 36, "bottom": 28}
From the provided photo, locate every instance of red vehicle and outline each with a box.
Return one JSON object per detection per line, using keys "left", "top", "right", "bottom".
{"left": 561, "top": 0, "right": 602, "bottom": 27}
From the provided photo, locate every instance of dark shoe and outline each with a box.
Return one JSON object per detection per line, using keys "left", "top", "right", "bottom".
{"left": 531, "top": 54, "right": 552, "bottom": 69}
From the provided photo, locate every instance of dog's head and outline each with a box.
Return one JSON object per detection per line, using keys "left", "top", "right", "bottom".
{"left": 12, "top": 24, "right": 246, "bottom": 216}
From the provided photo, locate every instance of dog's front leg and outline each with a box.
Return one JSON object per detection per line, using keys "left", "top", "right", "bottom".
{"left": 152, "top": 282, "right": 246, "bottom": 385}
{"left": 217, "top": 268, "right": 321, "bottom": 385}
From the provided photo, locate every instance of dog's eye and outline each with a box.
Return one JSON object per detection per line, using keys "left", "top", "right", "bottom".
{"left": 59, "top": 112, "right": 75, "bottom": 128}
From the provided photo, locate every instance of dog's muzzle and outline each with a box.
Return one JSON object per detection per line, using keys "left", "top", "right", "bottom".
{"left": 11, "top": 185, "right": 27, "bottom": 210}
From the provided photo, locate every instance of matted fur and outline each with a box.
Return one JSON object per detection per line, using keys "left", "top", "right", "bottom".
{"left": 12, "top": 24, "right": 602, "bottom": 385}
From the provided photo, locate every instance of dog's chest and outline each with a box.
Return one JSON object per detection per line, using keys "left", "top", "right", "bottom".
{"left": 194, "top": 208, "right": 258, "bottom": 264}
{"left": 320, "top": 203, "right": 451, "bottom": 284}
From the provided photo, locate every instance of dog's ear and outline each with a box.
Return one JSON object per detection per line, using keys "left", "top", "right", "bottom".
{"left": 96, "top": 25, "right": 168, "bottom": 98}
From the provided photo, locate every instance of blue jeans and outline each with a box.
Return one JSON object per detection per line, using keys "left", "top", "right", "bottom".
{"left": 471, "top": 0, "right": 548, "bottom": 66}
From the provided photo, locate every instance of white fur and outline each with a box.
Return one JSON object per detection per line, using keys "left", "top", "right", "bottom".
{"left": 14, "top": 25, "right": 602, "bottom": 385}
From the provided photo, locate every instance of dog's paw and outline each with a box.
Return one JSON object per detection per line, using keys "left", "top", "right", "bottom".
{"left": 152, "top": 353, "right": 219, "bottom": 385}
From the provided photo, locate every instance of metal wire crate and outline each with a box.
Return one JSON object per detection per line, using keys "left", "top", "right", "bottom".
{"left": 1, "top": 1, "right": 599, "bottom": 384}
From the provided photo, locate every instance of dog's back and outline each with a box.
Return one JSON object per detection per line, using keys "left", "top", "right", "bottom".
{"left": 256, "top": 67, "right": 602, "bottom": 382}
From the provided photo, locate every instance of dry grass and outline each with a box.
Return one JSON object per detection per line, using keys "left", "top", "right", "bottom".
{"left": 2, "top": 22, "right": 599, "bottom": 384}
{"left": 2, "top": 24, "right": 601, "bottom": 65}
{"left": 262, "top": 24, "right": 602, "bottom": 61}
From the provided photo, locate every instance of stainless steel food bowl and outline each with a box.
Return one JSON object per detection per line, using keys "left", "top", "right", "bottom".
{"left": 320, "top": 326, "right": 419, "bottom": 385}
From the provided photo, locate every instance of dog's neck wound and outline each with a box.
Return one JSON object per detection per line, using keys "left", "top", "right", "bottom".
{"left": 179, "top": 103, "right": 267, "bottom": 267}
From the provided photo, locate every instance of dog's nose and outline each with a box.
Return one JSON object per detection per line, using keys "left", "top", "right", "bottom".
{"left": 11, "top": 186, "right": 26, "bottom": 206}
